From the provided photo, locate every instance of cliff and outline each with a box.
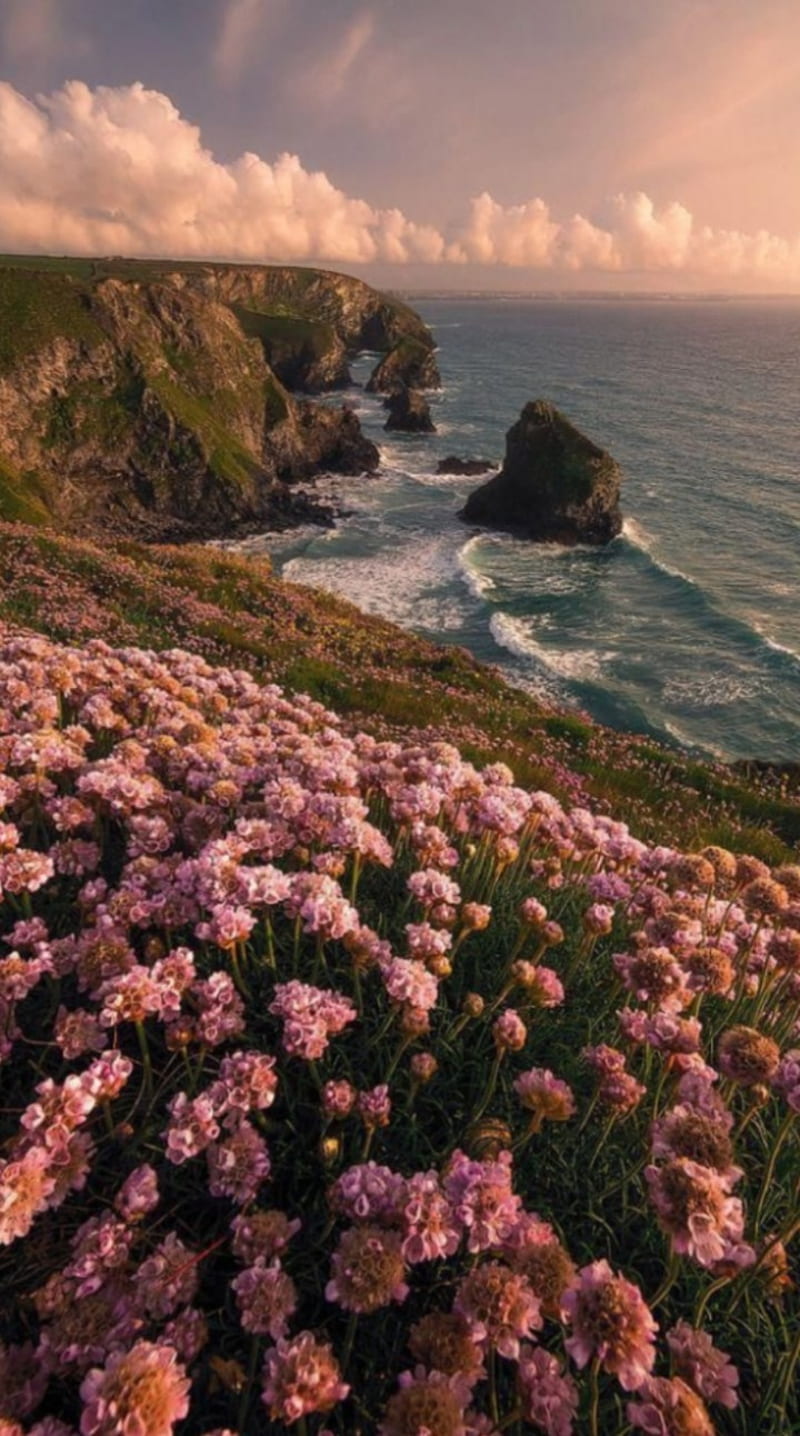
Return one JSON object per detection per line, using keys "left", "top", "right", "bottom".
{"left": 0, "top": 258, "right": 436, "bottom": 542}
{"left": 461, "top": 399, "right": 623, "bottom": 545}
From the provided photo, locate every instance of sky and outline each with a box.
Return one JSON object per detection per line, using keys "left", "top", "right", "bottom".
{"left": 2, "top": 0, "right": 800, "bottom": 290}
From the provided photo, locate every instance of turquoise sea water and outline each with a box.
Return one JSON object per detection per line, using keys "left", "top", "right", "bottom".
{"left": 234, "top": 298, "right": 800, "bottom": 763}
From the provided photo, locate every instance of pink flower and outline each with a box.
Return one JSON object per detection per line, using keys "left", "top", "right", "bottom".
{"left": 322, "top": 1079, "right": 357, "bottom": 1118}
{"left": 357, "top": 1084, "right": 392, "bottom": 1130}
{"left": 666, "top": 1321, "right": 739, "bottom": 1408}
{"left": 261, "top": 1332, "right": 349, "bottom": 1423}
{"left": 513, "top": 1069, "right": 576, "bottom": 1131}
{"left": 79, "top": 1340, "right": 190, "bottom": 1436}
{"left": 206, "top": 1123, "right": 271, "bottom": 1204}
{"left": 645, "top": 1159, "right": 746, "bottom": 1268}
{"left": 455, "top": 1261, "right": 542, "bottom": 1358}
{"left": 163, "top": 1092, "right": 219, "bottom": 1165}
{"left": 380, "top": 1369, "right": 468, "bottom": 1436}
{"left": 326, "top": 1225, "right": 409, "bottom": 1313}
{"left": 563, "top": 1260, "right": 657, "bottom": 1390}
{"left": 773, "top": 1048, "right": 800, "bottom": 1111}
{"left": 232, "top": 1258, "right": 298, "bottom": 1337}
{"left": 114, "top": 1166, "right": 159, "bottom": 1222}
{"left": 627, "top": 1376, "right": 715, "bottom": 1435}
{"left": 401, "top": 1171, "right": 460, "bottom": 1262}
{"left": 269, "top": 980, "right": 356, "bottom": 1060}
{"left": 382, "top": 957, "right": 439, "bottom": 1012}
{"left": 493, "top": 1009, "right": 527, "bottom": 1054}
{"left": 0, "top": 1147, "right": 56, "bottom": 1245}
{"left": 518, "top": 1344, "right": 579, "bottom": 1436}
{"left": 134, "top": 1233, "right": 199, "bottom": 1320}
{"left": 444, "top": 1149, "right": 522, "bottom": 1253}
{"left": 328, "top": 1162, "right": 406, "bottom": 1224}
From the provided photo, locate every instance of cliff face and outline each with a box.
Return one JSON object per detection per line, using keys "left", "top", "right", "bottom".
{"left": 0, "top": 263, "right": 410, "bottom": 541}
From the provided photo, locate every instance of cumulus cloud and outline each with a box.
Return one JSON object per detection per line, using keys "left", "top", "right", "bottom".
{"left": 0, "top": 81, "right": 445, "bottom": 264}
{"left": 452, "top": 187, "right": 800, "bottom": 284}
{"left": 3, "top": 79, "right": 800, "bottom": 284}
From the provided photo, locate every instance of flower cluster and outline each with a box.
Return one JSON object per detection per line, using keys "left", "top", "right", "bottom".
{"left": 0, "top": 629, "right": 796, "bottom": 1435}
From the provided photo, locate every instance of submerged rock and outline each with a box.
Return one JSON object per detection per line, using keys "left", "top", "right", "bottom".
{"left": 436, "top": 455, "right": 494, "bottom": 476}
{"left": 460, "top": 399, "right": 622, "bottom": 545}
{"left": 384, "top": 387, "right": 436, "bottom": 434}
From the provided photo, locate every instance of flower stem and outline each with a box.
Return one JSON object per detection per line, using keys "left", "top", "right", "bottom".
{"left": 754, "top": 1108, "right": 796, "bottom": 1232}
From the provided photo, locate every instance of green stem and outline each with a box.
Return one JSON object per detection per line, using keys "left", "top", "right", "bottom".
{"left": 589, "top": 1357, "right": 601, "bottom": 1436}
{"left": 651, "top": 1250, "right": 680, "bottom": 1310}
{"left": 471, "top": 1051, "right": 503, "bottom": 1125}
{"left": 341, "top": 1311, "right": 359, "bottom": 1376}
{"left": 754, "top": 1108, "right": 796, "bottom": 1232}
{"left": 237, "top": 1335, "right": 262, "bottom": 1430}
{"left": 134, "top": 1020, "right": 153, "bottom": 1100}
{"left": 693, "top": 1271, "right": 732, "bottom": 1327}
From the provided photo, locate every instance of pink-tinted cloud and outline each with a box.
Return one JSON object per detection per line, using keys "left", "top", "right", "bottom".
{"left": 3, "top": 80, "right": 800, "bottom": 286}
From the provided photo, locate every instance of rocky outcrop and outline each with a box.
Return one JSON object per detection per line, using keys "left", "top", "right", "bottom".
{"left": 0, "top": 266, "right": 381, "bottom": 542}
{"left": 367, "top": 337, "right": 440, "bottom": 395}
{"left": 460, "top": 400, "right": 623, "bottom": 545}
{"left": 437, "top": 455, "right": 494, "bottom": 476}
{"left": 384, "top": 388, "right": 436, "bottom": 434}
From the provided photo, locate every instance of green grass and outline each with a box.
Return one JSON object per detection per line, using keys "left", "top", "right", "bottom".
{"left": 0, "top": 457, "right": 52, "bottom": 525}
{"left": 147, "top": 374, "right": 262, "bottom": 494}
{"left": 0, "top": 269, "right": 103, "bottom": 371}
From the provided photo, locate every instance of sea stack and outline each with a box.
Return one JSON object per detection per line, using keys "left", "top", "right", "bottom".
{"left": 460, "top": 399, "right": 623, "bottom": 545}
{"left": 384, "top": 387, "right": 436, "bottom": 433}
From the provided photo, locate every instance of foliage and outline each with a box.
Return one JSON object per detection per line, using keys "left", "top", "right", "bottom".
{"left": 0, "top": 632, "right": 798, "bottom": 1436}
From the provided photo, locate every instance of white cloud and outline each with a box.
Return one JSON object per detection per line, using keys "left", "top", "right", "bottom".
{"left": 3, "top": 80, "right": 800, "bottom": 285}
{"left": 450, "top": 187, "right": 800, "bottom": 285}
{"left": 0, "top": 81, "right": 445, "bottom": 264}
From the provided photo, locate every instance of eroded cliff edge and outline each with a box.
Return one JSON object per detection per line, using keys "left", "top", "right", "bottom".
{"left": 0, "top": 259, "right": 437, "bottom": 541}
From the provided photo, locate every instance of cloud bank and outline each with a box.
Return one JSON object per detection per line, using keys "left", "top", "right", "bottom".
{"left": 3, "top": 80, "right": 800, "bottom": 284}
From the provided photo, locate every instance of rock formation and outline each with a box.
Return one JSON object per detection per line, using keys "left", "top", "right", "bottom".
{"left": 460, "top": 400, "right": 622, "bottom": 545}
{"left": 0, "top": 263, "right": 399, "bottom": 541}
{"left": 436, "top": 455, "right": 494, "bottom": 476}
{"left": 384, "top": 388, "right": 436, "bottom": 433}
{"left": 367, "top": 337, "right": 440, "bottom": 395}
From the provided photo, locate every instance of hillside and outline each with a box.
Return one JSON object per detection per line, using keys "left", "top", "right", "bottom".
{"left": 0, "top": 519, "right": 797, "bottom": 862}
{"left": 0, "top": 257, "right": 438, "bottom": 541}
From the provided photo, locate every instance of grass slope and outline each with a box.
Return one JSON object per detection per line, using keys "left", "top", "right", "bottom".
{"left": 0, "top": 520, "right": 796, "bottom": 862}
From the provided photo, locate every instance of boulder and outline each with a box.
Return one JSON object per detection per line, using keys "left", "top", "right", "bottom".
{"left": 384, "top": 388, "right": 436, "bottom": 434}
{"left": 460, "top": 400, "right": 622, "bottom": 545}
{"left": 436, "top": 455, "right": 494, "bottom": 476}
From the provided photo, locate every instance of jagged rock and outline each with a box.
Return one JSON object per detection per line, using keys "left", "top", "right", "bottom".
{"left": 0, "top": 265, "right": 391, "bottom": 541}
{"left": 437, "top": 455, "right": 494, "bottom": 476}
{"left": 383, "top": 388, "right": 436, "bottom": 434}
{"left": 460, "top": 399, "right": 622, "bottom": 545}
{"left": 367, "top": 338, "right": 440, "bottom": 395}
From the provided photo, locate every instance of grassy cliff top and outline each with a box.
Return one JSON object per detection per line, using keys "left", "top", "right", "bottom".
{"left": 0, "top": 520, "right": 796, "bottom": 861}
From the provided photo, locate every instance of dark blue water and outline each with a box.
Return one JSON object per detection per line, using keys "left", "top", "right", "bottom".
{"left": 235, "top": 299, "right": 800, "bottom": 762}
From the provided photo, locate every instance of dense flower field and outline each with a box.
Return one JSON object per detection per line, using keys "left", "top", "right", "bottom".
{"left": 0, "top": 630, "right": 797, "bottom": 1435}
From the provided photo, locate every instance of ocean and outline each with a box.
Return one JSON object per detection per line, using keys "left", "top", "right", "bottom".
{"left": 232, "top": 297, "right": 800, "bottom": 763}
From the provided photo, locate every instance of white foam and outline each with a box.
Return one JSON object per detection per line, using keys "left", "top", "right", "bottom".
{"left": 622, "top": 518, "right": 697, "bottom": 586}
{"left": 282, "top": 532, "right": 471, "bottom": 633}
{"left": 456, "top": 535, "right": 496, "bottom": 599}
{"left": 489, "top": 613, "right": 615, "bottom": 680}
{"left": 663, "top": 672, "right": 765, "bottom": 710}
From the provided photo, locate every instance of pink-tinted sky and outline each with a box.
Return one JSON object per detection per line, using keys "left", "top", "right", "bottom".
{"left": 3, "top": 0, "right": 800, "bottom": 289}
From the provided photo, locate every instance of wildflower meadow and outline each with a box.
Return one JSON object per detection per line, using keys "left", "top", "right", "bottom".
{"left": 0, "top": 629, "right": 798, "bottom": 1435}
